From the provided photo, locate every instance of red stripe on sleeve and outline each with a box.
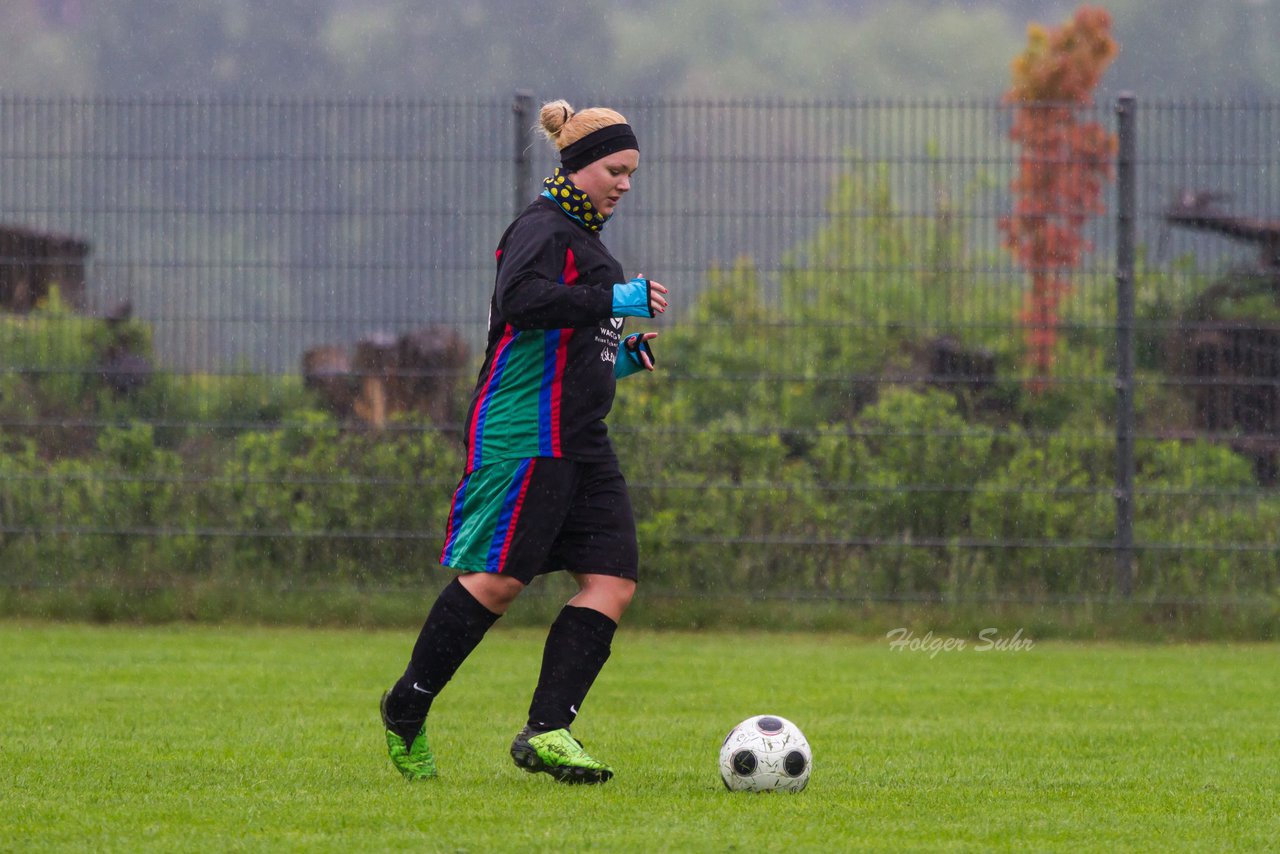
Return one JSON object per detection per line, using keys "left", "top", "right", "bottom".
{"left": 562, "top": 247, "right": 579, "bottom": 285}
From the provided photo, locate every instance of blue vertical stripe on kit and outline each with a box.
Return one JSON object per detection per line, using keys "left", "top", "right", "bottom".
{"left": 440, "top": 474, "right": 470, "bottom": 567}
{"left": 485, "top": 458, "right": 535, "bottom": 571}
{"left": 538, "top": 329, "right": 562, "bottom": 456}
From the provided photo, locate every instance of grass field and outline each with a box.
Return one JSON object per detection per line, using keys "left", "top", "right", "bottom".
{"left": 3, "top": 621, "right": 1277, "bottom": 852}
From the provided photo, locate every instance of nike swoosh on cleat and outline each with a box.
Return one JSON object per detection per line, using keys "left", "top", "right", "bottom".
{"left": 412, "top": 683, "right": 433, "bottom": 695}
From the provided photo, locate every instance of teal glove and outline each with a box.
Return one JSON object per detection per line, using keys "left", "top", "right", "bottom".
{"left": 611, "top": 277, "right": 653, "bottom": 318}
{"left": 615, "top": 333, "right": 655, "bottom": 379}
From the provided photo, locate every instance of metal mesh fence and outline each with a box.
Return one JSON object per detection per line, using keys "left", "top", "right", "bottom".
{"left": 1, "top": 94, "right": 1277, "bottom": 607}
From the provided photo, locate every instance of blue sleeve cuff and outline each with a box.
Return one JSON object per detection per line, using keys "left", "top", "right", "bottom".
{"left": 611, "top": 277, "right": 653, "bottom": 318}
{"left": 615, "top": 334, "right": 654, "bottom": 379}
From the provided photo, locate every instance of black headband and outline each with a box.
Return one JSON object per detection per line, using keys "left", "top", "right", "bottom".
{"left": 560, "top": 123, "right": 639, "bottom": 173}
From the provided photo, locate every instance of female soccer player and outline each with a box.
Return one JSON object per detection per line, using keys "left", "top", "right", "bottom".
{"left": 380, "top": 99, "right": 668, "bottom": 784}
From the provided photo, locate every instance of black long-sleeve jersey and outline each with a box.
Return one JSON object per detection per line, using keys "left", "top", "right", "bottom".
{"left": 460, "top": 195, "right": 632, "bottom": 473}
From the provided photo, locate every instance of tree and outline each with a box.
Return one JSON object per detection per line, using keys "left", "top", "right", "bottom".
{"left": 0, "top": 2, "right": 94, "bottom": 92}
{"left": 86, "top": 0, "right": 339, "bottom": 94}
{"left": 324, "top": 0, "right": 614, "bottom": 97}
{"left": 1000, "top": 5, "right": 1117, "bottom": 391}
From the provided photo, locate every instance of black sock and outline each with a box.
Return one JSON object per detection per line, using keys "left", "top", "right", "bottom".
{"left": 384, "top": 578, "right": 500, "bottom": 744}
{"left": 526, "top": 605, "right": 618, "bottom": 733}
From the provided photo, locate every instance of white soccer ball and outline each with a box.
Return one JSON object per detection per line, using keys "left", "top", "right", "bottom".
{"left": 718, "top": 714, "right": 812, "bottom": 793}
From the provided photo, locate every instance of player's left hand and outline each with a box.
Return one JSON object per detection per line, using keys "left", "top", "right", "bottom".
{"left": 636, "top": 273, "right": 669, "bottom": 316}
{"left": 626, "top": 331, "right": 660, "bottom": 371}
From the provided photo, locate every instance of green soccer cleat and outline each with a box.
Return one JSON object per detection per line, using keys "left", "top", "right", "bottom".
{"left": 510, "top": 726, "right": 614, "bottom": 784}
{"left": 380, "top": 691, "right": 436, "bottom": 781}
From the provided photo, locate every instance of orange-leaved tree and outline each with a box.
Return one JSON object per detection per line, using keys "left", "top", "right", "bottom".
{"left": 1000, "top": 6, "right": 1118, "bottom": 391}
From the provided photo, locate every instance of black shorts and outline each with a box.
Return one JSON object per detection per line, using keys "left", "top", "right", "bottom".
{"left": 439, "top": 457, "right": 639, "bottom": 584}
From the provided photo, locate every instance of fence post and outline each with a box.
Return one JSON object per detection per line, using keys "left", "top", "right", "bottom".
{"left": 512, "top": 91, "right": 535, "bottom": 218}
{"left": 1114, "top": 92, "right": 1137, "bottom": 599}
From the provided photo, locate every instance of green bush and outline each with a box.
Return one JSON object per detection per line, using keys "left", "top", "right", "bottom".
{"left": 969, "top": 427, "right": 1117, "bottom": 596}
{"left": 0, "top": 288, "right": 100, "bottom": 416}
{"left": 224, "top": 411, "right": 461, "bottom": 578}
{"left": 808, "top": 387, "right": 1000, "bottom": 597}
{"left": 1132, "top": 439, "right": 1279, "bottom": 599}
{"left": 0, "top": 423, "right": 204, "bottom": 583}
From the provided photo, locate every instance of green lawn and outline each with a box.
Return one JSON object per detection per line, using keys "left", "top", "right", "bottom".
{"left": 2, "top": 621, "right": 1277, "bottom": 852}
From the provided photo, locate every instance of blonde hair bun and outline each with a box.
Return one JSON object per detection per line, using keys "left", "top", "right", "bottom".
{"left": 539, "top": 100, "right": 575, "bottom": 142}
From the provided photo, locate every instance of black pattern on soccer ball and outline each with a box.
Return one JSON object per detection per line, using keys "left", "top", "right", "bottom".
{"left": 756, "top": 716, "right": 784, "bottom": 735}
{"left": 731, "top": 749, "right": 758, "bottom": 776}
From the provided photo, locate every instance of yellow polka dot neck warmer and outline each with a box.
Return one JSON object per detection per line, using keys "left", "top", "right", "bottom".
{"left": 541, "top": 168, "right": 610, "bottom": 233}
